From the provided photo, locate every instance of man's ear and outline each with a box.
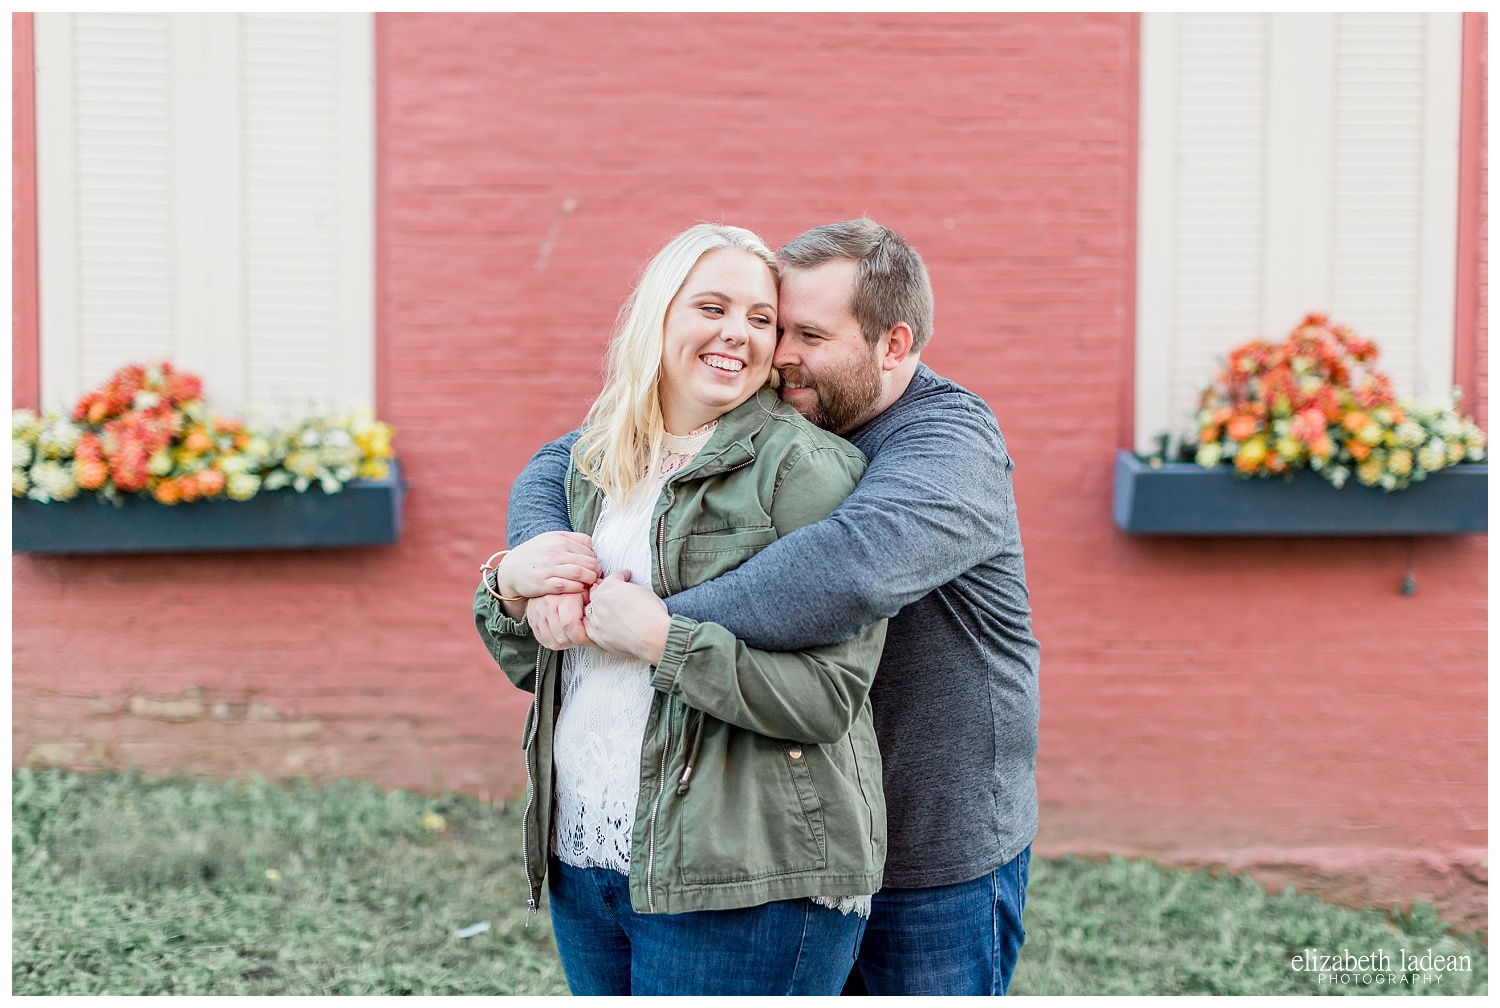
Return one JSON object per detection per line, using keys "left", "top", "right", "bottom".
{"left": 879, "top": 322, "right": 916, "bottom": 371}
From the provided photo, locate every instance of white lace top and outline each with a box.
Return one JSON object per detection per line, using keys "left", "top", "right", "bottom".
{"left": 549, "top": 420, "right": 871, "bottom": 917}
{"left": 551, "top": 422, "right": 717, "bottom": 875}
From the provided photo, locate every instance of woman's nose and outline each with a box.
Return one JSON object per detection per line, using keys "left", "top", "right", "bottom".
{"left": 719, "top": 313, "right": 749, "bottom": 343}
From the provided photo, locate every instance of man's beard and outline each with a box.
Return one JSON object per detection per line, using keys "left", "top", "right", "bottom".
{"left": 778, "top": 351, "right": 883, "bottom": 435}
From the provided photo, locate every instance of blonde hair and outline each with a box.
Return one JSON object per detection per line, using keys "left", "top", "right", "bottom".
{"left": 572, "top": 223, "right": 779, "bottom": 504}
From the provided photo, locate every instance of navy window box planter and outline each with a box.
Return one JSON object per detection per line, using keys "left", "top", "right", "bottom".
{"left": 1113, "top": 451, "right": 1487, "bottom": 536}
{"left": 13, "top": 460, "right": 406, "bottom": 555}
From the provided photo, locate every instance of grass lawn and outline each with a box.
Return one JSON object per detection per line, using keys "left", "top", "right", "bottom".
{"left": 12, "top": 768, "right": 1486, "bottom": 996}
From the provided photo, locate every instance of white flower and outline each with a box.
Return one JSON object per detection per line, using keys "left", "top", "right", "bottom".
{"left": 1435, "top": 415, "right": 1464, "bottom": 440}
{"left": 1417, "top": 440, "right": 1448, "bottom": 472}
{"left": 13, "top": 438, "right": 33, "bottom": 469}
{"left": 36, "top": 417, "right": 82, "bottom": 459}
{"left": 131, "top": 390, "right": 161, "bottom": 410}
{"left": 27, "top": 460, "right": 79, "bottom": 502}
{"left": 1394, "top": 421, "right": 1426, "bottom": 449}
{"left": 12, "top": 409, "right": 41, "bottom": 440}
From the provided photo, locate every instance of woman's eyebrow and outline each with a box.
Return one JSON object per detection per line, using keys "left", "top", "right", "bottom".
{"left": 690, "top": 291, "right": 776, "bottom": 314}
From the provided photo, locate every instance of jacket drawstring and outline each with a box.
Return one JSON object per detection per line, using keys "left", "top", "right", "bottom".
{"left": 676, "top": 710, "right": 706, "bottom": 795}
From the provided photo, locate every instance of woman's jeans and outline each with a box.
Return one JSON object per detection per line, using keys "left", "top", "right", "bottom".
{"left": 547, "top": 859, "right": 866, "bottom": 995}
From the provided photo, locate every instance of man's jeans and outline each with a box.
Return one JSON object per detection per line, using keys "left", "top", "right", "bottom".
{"left": 844, "top": 845, "right": 1031, "bottom": 996}
{"left": 547, "top": 859, "right": 866, "bottom": 995}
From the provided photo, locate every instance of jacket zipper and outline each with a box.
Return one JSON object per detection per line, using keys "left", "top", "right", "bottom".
{"left": 522, "top": 466, "right": 573, "bottom": 921}
{"left": 644, "top": 510, "right": 674, "bottom": 912}
{"left": 520, "top": 646, "right": 543, "bottom": 922}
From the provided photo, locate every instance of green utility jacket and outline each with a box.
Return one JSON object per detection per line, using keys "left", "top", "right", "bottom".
{"left": 475, "top": 389, "right": 888, "bottom": 915}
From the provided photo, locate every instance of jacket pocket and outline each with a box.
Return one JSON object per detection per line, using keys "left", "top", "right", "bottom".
{"left": 676, "top": 727, "right": 827, "bottom": 885}
{"left": 677, "top": 527, "right": 777, "bottom": 586}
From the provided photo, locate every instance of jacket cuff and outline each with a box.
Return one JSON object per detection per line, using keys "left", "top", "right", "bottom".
{"left": 650, "top": 614, "right": 700, "bottom": 693}
{"left": 481, "top": 595, "right": 533, "bottom": 639}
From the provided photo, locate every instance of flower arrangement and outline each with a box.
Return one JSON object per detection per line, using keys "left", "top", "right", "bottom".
{"left": 13, "top": 363, "right": 395, "bottom": 504}
{"left": 1185, "top": 315, "right": 1485, "bottom": 491}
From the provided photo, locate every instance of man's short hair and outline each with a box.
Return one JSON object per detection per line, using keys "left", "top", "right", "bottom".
{"left": 778, "top": 218, "right": 934, "bottom": 352}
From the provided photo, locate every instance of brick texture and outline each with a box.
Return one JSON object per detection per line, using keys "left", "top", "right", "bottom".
{"left": 11, "top": 13, "right": 1487, "bottom": 928}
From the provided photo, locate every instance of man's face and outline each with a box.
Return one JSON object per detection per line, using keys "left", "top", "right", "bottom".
{"left": 774, "top": 261, "right": 883, "bottom": 435}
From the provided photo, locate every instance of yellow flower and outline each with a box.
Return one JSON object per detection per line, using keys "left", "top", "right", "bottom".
{"left": 226, "top": 473, "right": 260, "bottom": 501}
{"left": 265, "top": 869, "right": 281, "bottom": 881}
{"left": 285, "top": 449, "right": 321, "bottom": 479}
{"left": 1234, "top": 437, "right": 1268, "bottom": 473}
{"left": 419, "top": 812, "right": 445, "bottom": 832}
{"left": 1356, "top": 458, "right": 1383, "bottom": 486}
{"left": 1386, "top": 449, "right": 1412, "bottom": 477}
{"left": 1273, "top": 437, "right": 1302, "bottom": 462}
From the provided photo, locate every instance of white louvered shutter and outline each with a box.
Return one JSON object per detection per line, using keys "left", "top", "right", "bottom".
{"left": 1135, "top": 13, "right": 1462, "bottom": 451}
{"left": 34, "top": 13, "right": 374, "bottom": 421}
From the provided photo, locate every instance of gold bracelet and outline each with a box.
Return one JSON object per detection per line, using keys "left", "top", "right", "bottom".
{"left": 480, "top": 550, "right": 525, "bottom": 601}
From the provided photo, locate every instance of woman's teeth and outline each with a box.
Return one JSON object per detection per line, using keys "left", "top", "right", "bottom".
{"left": 702, "top": 354, "right": 744, "bottom": 373}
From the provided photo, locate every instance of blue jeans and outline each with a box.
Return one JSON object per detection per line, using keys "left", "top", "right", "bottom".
{"left": 547, "top": 859, "right": 867, "bottom": 995}
{"left": 845, "top": 845, "right": 1030, "bottom": 996}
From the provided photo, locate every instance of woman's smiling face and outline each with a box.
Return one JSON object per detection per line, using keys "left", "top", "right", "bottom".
{"left": 657, "top": 247, "right": 778, "bottom": 434}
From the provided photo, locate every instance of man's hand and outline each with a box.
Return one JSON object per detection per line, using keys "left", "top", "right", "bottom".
{"left": 494, "top": 531, "right": 600, "bottom": 598}
{"left": 584, "top": 572, "right": 671, "bottom": 665}
{"left": 528, "top": 592, "right": 593, "bottom": 651}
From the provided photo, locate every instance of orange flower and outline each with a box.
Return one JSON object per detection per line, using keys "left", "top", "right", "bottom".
{"left": 1341, "top": 410, "right": 1368, "bottom": 433}
{"left": 197, "top": 467, "right": 226, "bottom": 497}
{"left": 1227, "top": 413, "right": 1260, "bottom": 442}
{"left": 177, "top": 473, "right": 202, "bottom": 502}
{"left": 151, "top": 478, "right": 181, "bottom": 505}
{"left": 185, "top": 427, "right": 214, "bottom": 455}
{"left": 1346, "top": 440, "right": 1371, "bottom": 462}
{"left": 76, "top": 457, "right": 109, "bottom": 490}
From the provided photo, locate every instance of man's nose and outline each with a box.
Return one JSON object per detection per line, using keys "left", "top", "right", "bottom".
{"left": 773, "top": 332, "right": 798, "bottom": 368}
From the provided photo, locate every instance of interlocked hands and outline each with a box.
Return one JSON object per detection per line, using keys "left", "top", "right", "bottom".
{"left": 488, "top": 532, "right": 670, "bottom": 663}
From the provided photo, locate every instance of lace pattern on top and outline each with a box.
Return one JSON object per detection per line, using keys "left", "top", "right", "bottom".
{"left": 551, "top": 424, "right": 715, "bottom": 874}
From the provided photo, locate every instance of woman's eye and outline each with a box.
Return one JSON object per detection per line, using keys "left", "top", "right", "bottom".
{"left": 700, "top": 305, "right": 724, "bottom": 316}
{"left": 751, "top": 315, "right": 772, "bottom": 327}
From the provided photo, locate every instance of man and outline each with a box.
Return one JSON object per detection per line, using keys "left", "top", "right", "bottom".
{"left": 505, "top": 219, "right": 1040, "bottom": 996}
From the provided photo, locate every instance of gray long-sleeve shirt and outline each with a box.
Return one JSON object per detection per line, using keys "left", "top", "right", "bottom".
{"left": 506, "top": 364, "right": 1040, "bottom": 888}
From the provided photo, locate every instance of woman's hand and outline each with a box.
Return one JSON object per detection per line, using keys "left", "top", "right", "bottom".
{"left": 493, "top": 532, "right": 600, "bottom": 598}
{"left": 528, "top": 592, "right": 594, "bottom": 651}
{"left": 584, "top": 572, "right": 671, "bottom": 665}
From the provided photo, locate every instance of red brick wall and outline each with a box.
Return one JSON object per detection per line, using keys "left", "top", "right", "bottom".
{"left": 12, "top": 13, "right": 1487, "bottom": 927}
{"left": 13, "top": 13, "right": 38, "bottom": 411}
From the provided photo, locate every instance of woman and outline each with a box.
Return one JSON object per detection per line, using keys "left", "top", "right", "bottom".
{"left": 473, "top": 224, "right": 887, "bottom": 996}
